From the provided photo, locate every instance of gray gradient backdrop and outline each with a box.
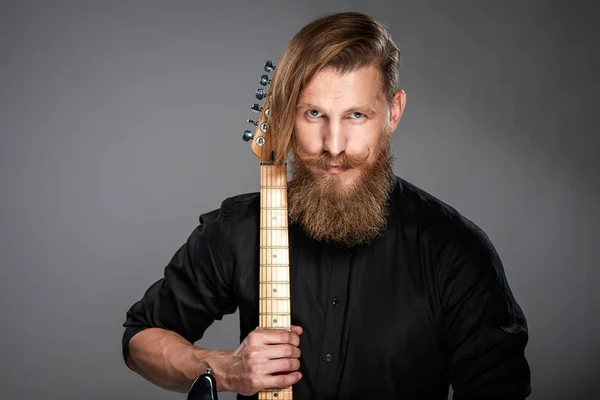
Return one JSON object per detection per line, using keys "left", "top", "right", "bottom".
{"left": 1, "top": 1, "right": 598, "bottom": 399}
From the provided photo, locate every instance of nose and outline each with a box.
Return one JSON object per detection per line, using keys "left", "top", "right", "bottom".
{"left": 323, "top": 119, "right": 347, "bottom": 156}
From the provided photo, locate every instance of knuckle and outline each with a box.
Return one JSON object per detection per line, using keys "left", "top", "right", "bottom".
{"left": 250, "top": 377, "right": 262, "bottom": 390}
{"left": 250, "top": 379, "right": 259, "bottom": 391}
{"left": 286, "top": 345, "right": 295, "bottom": 357}
{"left": 244, "top": 349, "right": 258, "bottom": 363}
{"left": 286, "top": 358, "right": 296, "bottom": 370}
{"left": 247, "top": 362, "right": 259, "bottom": 374}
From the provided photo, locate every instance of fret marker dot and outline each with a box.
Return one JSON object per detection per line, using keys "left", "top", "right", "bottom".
{"left": 272, "top": 254, "right": 277, "bottom": 258}
{"left": 273, "top": 318, "right": 278, "bottom": 324}
{"left": 272, "top": 216, "right": 277, "bottom": 220}
{"left": 273, "top": 394, "right": 278, "bottom": 398}
{"left": 273, "top": 288, "right": 277, "bottom": 293}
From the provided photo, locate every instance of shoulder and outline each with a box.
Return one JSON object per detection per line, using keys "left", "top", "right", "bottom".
{"left": 393, "top": 178, "right": 518, "bottom": 310}
{"left": 393, "top": 176, "right": 499, "bottom": 268}
{"left": 198, "top": 192, "right": 260, "bottom": 226}
{"left": 394, "top": 176, "right": 481, "bottom": 238}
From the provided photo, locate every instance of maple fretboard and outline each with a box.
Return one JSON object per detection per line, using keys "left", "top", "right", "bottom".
{"left": 258, "top": 163, "right": 292, "bottom": 400}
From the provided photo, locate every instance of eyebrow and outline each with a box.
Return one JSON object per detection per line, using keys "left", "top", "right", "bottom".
{"left": 296, "top": 102, "right": 378, "bottom": 115}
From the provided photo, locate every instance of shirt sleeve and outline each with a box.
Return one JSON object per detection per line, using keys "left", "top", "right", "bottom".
{"left": 121, "top": 204, "right": 238, "bottom": 366}
{"left": 438, "top": 226, "right": 531, "bottom": 400}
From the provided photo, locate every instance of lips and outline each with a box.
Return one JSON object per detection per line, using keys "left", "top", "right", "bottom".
{"left": 327, "top": 165, "right": 346, "bottom": 174}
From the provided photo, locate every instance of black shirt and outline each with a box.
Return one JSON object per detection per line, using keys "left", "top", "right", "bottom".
{"left": 122, "top": 175, "right": 531, "bottom": 399}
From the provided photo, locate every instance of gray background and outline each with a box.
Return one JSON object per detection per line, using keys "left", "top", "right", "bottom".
{"left": 1, "top": 1, "right": 598, "bottom": 399}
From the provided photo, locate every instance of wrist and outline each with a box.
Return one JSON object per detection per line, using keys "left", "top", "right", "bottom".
{"left": 193, "top": 348, "right": 233, "bottom": 392}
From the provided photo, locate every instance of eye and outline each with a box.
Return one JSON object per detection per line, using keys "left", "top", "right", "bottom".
{"left": 307, "top": 109, "right": 322, "bottom": 118}
{"left": 350, "top": 112, "right": 365, "bottom": 119}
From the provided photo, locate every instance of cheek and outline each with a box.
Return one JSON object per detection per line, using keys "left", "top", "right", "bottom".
{"left": 294, "top": 119, "right": 324, "bottom": 154}
{"left": 346, "top": 124, "right": 382, "bottom": 157}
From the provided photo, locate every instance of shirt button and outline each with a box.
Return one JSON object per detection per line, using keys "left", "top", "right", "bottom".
{"left": 324, "top": 353, "right": 333, "bottom": 363}
{"left": 331, "top": 297, "right": 340, "bottom": 306}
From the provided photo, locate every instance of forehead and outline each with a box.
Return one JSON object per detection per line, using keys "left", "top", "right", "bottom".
{"left": 298, "top": 65, "right": 385, "bottom": 106}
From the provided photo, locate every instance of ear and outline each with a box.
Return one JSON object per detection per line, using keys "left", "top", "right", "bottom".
{"left": 387, "top": 89, "right": 406, "bottom": 134}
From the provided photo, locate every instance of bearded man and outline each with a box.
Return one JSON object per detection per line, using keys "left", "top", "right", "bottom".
{"left": 122, "top": 12, "right": 531, "bottom": 400}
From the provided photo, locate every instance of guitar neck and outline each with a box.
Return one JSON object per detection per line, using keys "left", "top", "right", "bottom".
{"left": 258, "top": 163, "right": 293, "bottom": 400}
{"left": 259, "top": 164, "right": 290, "bottom": 330}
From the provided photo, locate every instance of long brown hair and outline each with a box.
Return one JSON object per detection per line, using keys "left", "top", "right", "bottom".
{"left": 269, "top": 12, "right": 401, "bottom": 164}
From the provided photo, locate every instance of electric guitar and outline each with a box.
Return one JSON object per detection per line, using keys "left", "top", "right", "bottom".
{"left": 188, "top": 60, "right": 293, "bottom": 400}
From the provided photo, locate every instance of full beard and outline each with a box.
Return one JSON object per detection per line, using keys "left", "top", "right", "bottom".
{"left": 287, "top": 134, "right": 394, "bottom": 247}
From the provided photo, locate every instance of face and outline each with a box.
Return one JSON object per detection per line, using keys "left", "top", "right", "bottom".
{"left": 287, "top": 65, "right": 406, "bottom": 246}
{"left": 293, "top": 65, "right": 405, "bottom": 189}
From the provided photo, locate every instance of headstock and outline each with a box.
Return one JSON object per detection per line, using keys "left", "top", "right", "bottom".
{"left": 242, "top": 60, "right": 276, "bottom": 163}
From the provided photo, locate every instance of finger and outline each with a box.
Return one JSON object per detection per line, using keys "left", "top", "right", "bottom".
{"left": 261, "top": 357, "right": 301, "bottom": 375}
{"left": 261, "top": 344, "right": 301, "bottom": 360}
{"left": 260, "top": 329, "right": 301, "bottom": 347}
{"left": 290, "top": 325, "right": 303, "bottom": 335}
{"left": 261, "top": 371, "right": 303, "bottom": 389}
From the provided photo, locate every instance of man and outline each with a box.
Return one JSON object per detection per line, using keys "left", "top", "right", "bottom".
{"left": 122, "top": 12, "right": 531, "bottom": 399}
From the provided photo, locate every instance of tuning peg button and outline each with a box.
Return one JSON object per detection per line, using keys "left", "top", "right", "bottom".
{"left": 242, "top": 130, "right": 254, "bottom": 142}
{"left": 259, "top": 74, "right": 271, "bottom": 86}
{"left": 264, "top": 60, "right": 275, "bottom": 73}
{"left": 255, "top": 88, "right": 268, "bottom": 100}
{"left": 251, "top": 103, "right": 263, "bottom": 112}
{"left": 247, "top": 119, "right": 258, "bottom": 126}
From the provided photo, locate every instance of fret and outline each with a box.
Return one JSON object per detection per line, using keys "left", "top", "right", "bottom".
{"left": 260, "top": 187, "right": 287, "bottom": 192}
{"left": 259, "top": 312, "right": 291, "bottom": 315}
{"left": 259, "top": 264, "right": 289, "bottom": 267}
{"left": 259, "top": 265, "right": 290, "bottom": 269}
{"left": 258, "top": 327, "right": 293, "bottom": 331}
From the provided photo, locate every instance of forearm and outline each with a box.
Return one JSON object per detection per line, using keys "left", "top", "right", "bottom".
{"left": 126, "top": 327, "right": 232, "bottom": 393}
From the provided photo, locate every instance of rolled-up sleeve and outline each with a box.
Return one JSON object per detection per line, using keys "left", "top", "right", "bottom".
{"left": 438, "top": 227, "right": 531, "bottom": 399}
{"left": 122, "top": 204, "right": 238, "bottom": 365}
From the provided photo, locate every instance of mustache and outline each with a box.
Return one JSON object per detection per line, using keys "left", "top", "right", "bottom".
{"left": 294, "top": 147, "right": 371, "bottom": 170}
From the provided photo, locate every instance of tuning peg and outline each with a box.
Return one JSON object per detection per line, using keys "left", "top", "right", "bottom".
{"left": 242, "top": 129, "right": 254, "bottom": 142}
{"left": 251, "top": 103, "right": 263, "bottom": 112}
{"left": 264, "top": 60, "right": 275, "bottom": 73}
{"left": 255, "top": 88, "right": 268, "bottom": 100}
{"left": 259, "top": 74, "right": 271, "bottom": 86}
{"left": 247, "top": 119, "right": 258, "bottom": 126}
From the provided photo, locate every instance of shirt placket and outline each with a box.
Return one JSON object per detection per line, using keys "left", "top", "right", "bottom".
{"left": 314, "top": 249, "right": 352, "bottom": 398}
